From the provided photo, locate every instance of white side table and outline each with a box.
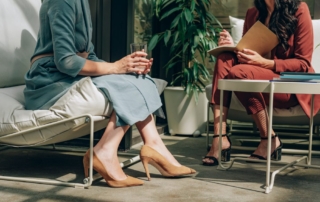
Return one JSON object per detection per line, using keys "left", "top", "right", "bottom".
{"left": 217, "top": 79, "right": 320, "bottom": 193}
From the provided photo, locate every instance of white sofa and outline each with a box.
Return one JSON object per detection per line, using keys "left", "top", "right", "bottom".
{"left": 0, "top": 0, "right": 113, "bottom": 146}
{"left": 0, "top": 0, "right": 167, "bottom": 187}
{"left": 206, "top": 16, "right": 320, "bottom": 126}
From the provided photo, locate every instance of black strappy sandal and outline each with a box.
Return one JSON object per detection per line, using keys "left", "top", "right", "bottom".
{"left": 249, "top": 134, "right": 283, "bottom": 161}
{"left": 202, "top": 134, "right": 232, "bottom": 166}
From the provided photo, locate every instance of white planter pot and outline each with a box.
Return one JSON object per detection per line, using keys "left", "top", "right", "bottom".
{"left": 164, "top": 87, "right": 208, "bottom": 136}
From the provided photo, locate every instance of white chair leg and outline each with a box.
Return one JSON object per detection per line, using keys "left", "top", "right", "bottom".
{"left": 0, "top": 115, "right": 141, "bottom": 188}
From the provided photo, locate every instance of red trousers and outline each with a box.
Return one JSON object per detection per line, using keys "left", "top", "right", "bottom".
{"left": 211, "top": 52, "right": 299, "bottom": 115}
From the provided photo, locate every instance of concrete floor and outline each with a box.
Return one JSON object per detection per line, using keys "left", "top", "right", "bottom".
{"left": 1, "top": 134, "right": 320, "bottom": 202}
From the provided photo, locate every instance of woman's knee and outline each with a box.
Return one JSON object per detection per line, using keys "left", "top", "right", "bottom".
{"left": 214, "top": 52, "right": 237, "bottom": 74}
{"left": 227, "top": 65, "right": 250, "bottom": 79}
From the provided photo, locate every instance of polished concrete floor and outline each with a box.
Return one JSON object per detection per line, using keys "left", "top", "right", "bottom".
{"left": 0, "top": 134, "right": 320, "bottom": 202}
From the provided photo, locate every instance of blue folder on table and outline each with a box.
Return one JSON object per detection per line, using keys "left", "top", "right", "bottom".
{"left": 280, "top": 72, "right": 320, "bottom": 80}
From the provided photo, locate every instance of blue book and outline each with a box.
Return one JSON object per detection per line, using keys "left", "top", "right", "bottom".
{"left": 280, "top": 72, "right": 320, "bottom": 80}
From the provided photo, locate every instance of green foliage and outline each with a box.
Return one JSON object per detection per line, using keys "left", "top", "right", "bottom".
{"left": 148, "top": 0, "right": 222, "bottom": 102}
{"left": 134, "top": 0, "right": 154, "bottom": 43}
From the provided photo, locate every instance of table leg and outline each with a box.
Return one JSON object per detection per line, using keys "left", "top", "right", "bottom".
{"left": 265, "top": 82, "right": 274, "bottom": 193}
{"left": 308, "top": 94, "right": 314, "bottom": 165}
{"left": 217, "top": 89, "right": 235, "bottom": 170}
{"left": 206, "top": 102, "right": 210, "bottom": 149}
{"left": 218, "top": 89, "right": 223, "bottom": 166}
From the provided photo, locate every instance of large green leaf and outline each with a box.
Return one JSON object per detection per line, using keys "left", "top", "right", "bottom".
{"left": 165, "top": 61, "right": 179, "bottom": 76}
{"left": 197, "top": 78, "right": 207, "bottom": 89}
{"left": 188, "top": 65, "right": 195, "bottom": 82}
{"left": 198, "top": 63, "right": 210, "bottom": 80}
{"left": 171, "top": 14, "right": 181, "bottom": 29}
{"left": 148, "top": 34, "right": 159, "bottom": 51}
{"left": 194, "top": 83, "right": 204, "bottom": 92}
{"left": 173, "top": 31, "right": 180, "bottom": 45}
{"left": 196, "top": 29, "right": 204, "bottom": 39}
{"left": 211, "top": 15, "right": 223, "bottom": 28}
{"left": 160, "top": 7, "right": 181, "bottom": 21}
{"left": 192, "top": 85, "right": 199, "bottom": 104}
{"left": 184, "top": 68, "right": 190, "bottom": 83}
{"left": 179, "top": 17, "right": 187, "bottom": 38}
{"left": 161, "top": 0, "right": 176, "bottom": 10}
{"left": 155, "top": 0, "right": 162, "bottom": 17}
{"left": 183, "top": 42, "right": 189, "bottom": 53}
{"left": 186, "top": 82, "right": 191, "bottom": 95}
{"left": 183, "top": 9, "right": 192, "bottom": 23}
{"left": 190, "top": 1, "right": 195, "bottom": 12}
{"left": 197, "top": 0, "right": 207, "bottom": 18}
{"left": 164, "top": 30, "right": 172, "bottom": 46}
{"left": 206, "top": 12, "right": 216, "bottom": 23}
{"left": 170, "top": 74, "right": 182, "bottom": 86}
{"left": 170, "top": 41, "right": 182, "bottom": 55}
{"left": 193, "top": 35, "right": 200, "bottom": 48}
{"left": 186, "top": 25, "right": 197, "bottom": 39}
{"left": 193, "top": 62, "right": 198, "bottom": 81}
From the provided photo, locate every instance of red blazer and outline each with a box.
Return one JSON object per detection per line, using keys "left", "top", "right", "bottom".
{"left": 244, "top": 2, "right": 318, "bottom": 118}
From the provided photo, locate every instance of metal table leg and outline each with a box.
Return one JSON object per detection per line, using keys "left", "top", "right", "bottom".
{"left": 265, "top": 82, "right": 275, "bottom": 193}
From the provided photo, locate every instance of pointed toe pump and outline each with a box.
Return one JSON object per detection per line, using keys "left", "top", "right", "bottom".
{"left": 250, "top": 134, "right": 283, "bottom": 161}
{"left": 139, "top": 145, "right": 196, "bottom": 181}
{"left": 83, "top": 150, "right": 144, "bottom": 188}
{"left": 202, "top": 134, "right": 232, "bottom": 166}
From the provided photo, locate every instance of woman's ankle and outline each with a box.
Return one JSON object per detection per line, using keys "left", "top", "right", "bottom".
{"left": 207, "top": 136, "right": 230, "bottom": 157}
{"left": 143, "top": 144, "right": 181, "bottom": 167}
{"left": 93, "top": 145, "right": 118, "bottom": 161}
{"left": 259, "top": 135, "right": 280, "bottom": 148}
{"left": 212, "top": 136, "right": 230, "bottom": 148}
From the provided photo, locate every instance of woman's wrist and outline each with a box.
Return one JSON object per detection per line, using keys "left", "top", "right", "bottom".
{"left": 101, "top": 61, "right": 120, "bottom": 75}
{"left": 261, "top": 58, "right": 275, "bottom": 70}
{"left": 109, "top": 61, "right": 119, "bottom": 74}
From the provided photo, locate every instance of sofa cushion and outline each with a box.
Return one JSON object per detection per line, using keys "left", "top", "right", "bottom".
{"left": 0, "top": 77, "right": 167, "bottom": 145}
{"left": 229, "top": 16, "right": 244, "bottom": 45}
{"left": 0, "top": 86, "right": 68, "bottom": 143}
{"left": 50, "top": 77, "right": 112, "bottom": 126}
{"left": 311, "top": 19, "right": 320, "bottom": 73}
{"left": 0, "top": 77, "right": 110, "bottom": 145}
{"left": 152, "top": 78, "right": 168, "bottom": 95}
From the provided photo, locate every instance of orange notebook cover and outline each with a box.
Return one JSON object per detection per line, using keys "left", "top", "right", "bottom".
{"left": 208, "top": 21, "right": 279, "bottom": 57}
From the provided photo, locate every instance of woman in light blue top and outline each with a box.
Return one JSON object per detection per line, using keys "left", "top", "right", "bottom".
{"left": 24, "top": 0, "right": 195, "bottom": 187}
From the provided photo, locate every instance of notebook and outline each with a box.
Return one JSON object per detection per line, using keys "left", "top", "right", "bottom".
{"left": 208, "top": 21, "right": 279, "bottom": 57}
{"left": 279, "top": 72, "right": 320, "bottom": 80}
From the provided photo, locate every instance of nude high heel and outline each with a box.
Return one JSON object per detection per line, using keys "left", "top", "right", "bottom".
{"left": 83, "top": 150, "right": 144, "bottom": 188}
{"left": 139, "top": 145, "right": 196, "bottom": 181}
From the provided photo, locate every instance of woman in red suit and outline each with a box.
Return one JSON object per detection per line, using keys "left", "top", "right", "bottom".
{"left": 203, "top": 0, "right": 317, "bottom": 165}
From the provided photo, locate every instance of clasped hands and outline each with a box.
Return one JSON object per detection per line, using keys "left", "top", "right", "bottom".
{"left": 115, "top": 51, "right": 152, "bottom": 75}
{"left": 218, "top": 29, "right": 268, "bottom": 68}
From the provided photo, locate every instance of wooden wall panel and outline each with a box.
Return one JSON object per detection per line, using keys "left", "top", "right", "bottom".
{"left": 88, "top": 0, "right": 111, "bottom": 62}
{"left": 314, "top": 0, "right": 320, "bottom": 19}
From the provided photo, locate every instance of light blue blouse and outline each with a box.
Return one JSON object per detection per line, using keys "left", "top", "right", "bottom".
{"left": 24, "top": 0, "right": 164, "bottom": 126}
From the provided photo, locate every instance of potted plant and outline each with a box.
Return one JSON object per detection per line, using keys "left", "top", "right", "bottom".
{"left": 148, "top": 0, "right": 222, "bottom": 136}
